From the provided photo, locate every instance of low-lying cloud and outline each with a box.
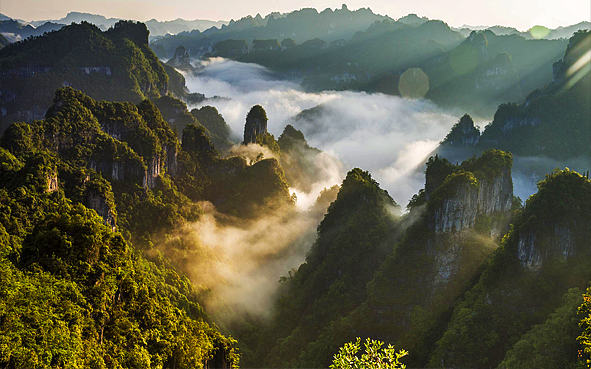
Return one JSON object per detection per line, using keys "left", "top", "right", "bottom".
{"left": 173, "top": 58, "right": 585, "bottom": 322}
{"left": 185, "top": 58, "right": 460, "bottom": 207}
{"left": 157, "top": 200, "right": 330, "bottom": 322}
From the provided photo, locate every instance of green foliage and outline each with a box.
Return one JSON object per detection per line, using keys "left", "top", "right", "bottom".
{"left": 330, "top": 338, "right": 408, "bottom": 369}
{"left": 182, "top": 123, "right": 218, "bottom": 163}
{"left": 255, "top": 132, "right": 281, "bottom": 153}
{"left": 578, "top": 285, "right": 591, "bottom": 367}
{"left": 0, "top": 88, "right": 257, "bottom": 368}
{"left": 191, "top": 106, "right": 233, "bottom": 150}
{"left": 424, "top": 154, "right": 455, "bottom": 195}
{"left": 0, "top": 20, "right": 179, "bottom": 132}
{"left": 429, "top": 169, "right": 591, "bottom": 368}
{"left": 460, "top": 149, "right": 513, "bottom": 181}
{"left": 247, "top": 104, "right": 268, "bottom": 122}
{"left": 499, "top": 288, "right": 584, "bottom": 369}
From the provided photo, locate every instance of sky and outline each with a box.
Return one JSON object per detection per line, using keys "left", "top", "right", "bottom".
{"left": 2, "top": 0, "right": 589, "bottom": 30}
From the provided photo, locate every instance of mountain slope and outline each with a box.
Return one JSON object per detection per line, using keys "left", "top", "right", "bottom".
{"left": 429, "top": 169, "right": 591, "bottom": 368}
{"left": 253, "top": 168, "right": 400, "bottom": 368}
{"left": 0, "top": 21, "right": 177, "bottom": 133}
{"left": 0, "top": 88, "right": 248, "bottom": 368}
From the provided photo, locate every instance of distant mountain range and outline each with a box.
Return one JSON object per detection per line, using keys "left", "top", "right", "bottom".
{"left": 0, "top": 11, "right": 228, "bottom": 39}
{"left": 457, "top": 21, "right": 591, "bottom": 40}
{"left": 1, "top": 9, "right": 588, "bottom": 47}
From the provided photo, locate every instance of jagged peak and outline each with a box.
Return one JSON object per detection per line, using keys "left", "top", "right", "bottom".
{"left": 318, "top": 167, "right": 397, "bottom": 237}
{"left": 279, "top": 124, "right": 305, "bottom": 142}
{"left": 334, "top": 168, "right": 396, "bottom": 206}
{"left": 441, "top": 113, "right": 480, "bottom": 147}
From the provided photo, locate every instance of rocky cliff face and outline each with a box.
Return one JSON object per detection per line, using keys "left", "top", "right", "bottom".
{"left": 243, "top": 105, "right": 268, "bottom": 144}
{"left": 441, "top": 114, "right": 481, "bottom": 147}
{"left": 431, "top": 167, "right": 512, "bottom": 233}
{"left": 428, "top": 169, "right": 591, "bottom": 369}
{"left": 86, "top": 189, "right": 117, "bottom": 230}
{"left": 167, "top": 45, "right": 192, "bottom": 69}
{"left": 517, "top": 221, "right": 581, "bottom": 271}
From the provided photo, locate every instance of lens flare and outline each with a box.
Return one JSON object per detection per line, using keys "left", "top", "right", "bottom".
{"left": 398, "top": 68, "right": 429, "bottom": 99}
{"left": 529, "top": 25, "right": 551, "bottom": 39}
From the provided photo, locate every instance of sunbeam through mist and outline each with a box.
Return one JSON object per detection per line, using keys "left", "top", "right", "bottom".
{"left": 185, "top": 58, "right": 460, "bottom": 207}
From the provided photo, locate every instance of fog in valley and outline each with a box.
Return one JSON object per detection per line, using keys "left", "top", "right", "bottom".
{"left": 184, "top": 58, "right": 461, "bottom": 209}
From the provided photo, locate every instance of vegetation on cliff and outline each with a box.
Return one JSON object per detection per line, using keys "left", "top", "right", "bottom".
{"left": 0, "top": 20, "right": 187, "bottom": 133}
{"left": 429, "top": 169, "right": 591, "bottom": 368}
{"left": 0, "top": 87, "right": 298, "bottom": 368}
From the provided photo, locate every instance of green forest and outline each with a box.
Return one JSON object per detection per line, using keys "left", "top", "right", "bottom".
{"left": 0, "top": 9, "right": 590, "bottom": 369}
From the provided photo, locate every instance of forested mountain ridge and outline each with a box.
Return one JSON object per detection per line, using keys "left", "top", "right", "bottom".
{"left": 229, "top": 19, "right": 572, "bottom": 116}
{"left": 253, "top": 168, "right": 401, "bottom": 368}
{"left": 0, "top": 20, "right": 189, "bottom": 133}
{"left": 439, "top": 30, "right": 591, "bottom": 160}
{"left": 236, "top": 149, "right": 591, "bottom": 368}
{"left": 0, "top": 87, "right": 299, "bottom": 367}
{"left": 150, "top": 5, "right": 389, "bottom": 58}
{"left": 0, "top": 91, "right": 239, "bottom": 367}
{"left": 245, "top": 150, "right": 520, "bottom": 367}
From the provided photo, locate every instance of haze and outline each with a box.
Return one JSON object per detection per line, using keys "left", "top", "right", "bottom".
{"left": 3, "top": 0, "right": 589, "bottom": 31}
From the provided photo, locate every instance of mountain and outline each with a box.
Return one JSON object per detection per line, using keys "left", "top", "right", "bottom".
{"left": 439, "top": 30, "right": 590, "bottom": 160}
{"left": 430, "top": 169, "right": 591, "bottom": 368}
{"left": 145, "top": 18, "right": 228, "bottom": 37}
{"left": 29, "top": 12, "right": 228, "bottom": 37}
{"left": 232, "top": 19, "right": 569, "bottom": 116}
{"left": 37, "top": 11, "right": 119, "bottom": 29}
{"left": 240, "top": 146, "right": 590, "bottom": 368}
{"left": 0, "top": 87, "right": 258, "bottom": 367}
{"left": 457, "top": 21, "right": 590, "bottom": 40}
{"left": 252, "top": 168, "right": 401, "bottom": 368}
{"left": 258, "top": 150, "right": 516, "bottom": 368}
{"left": 0, "top": 19, "right": 64, "bottom": 40}
{"left": 423, "top": 29, "right": 571, "bottom": 116}
{"left": 150, "top": 5, "right": 389, "bottom": 58}
{"left": 0, "top": 34, "right": 9, "bottom": 48}
{"left": 0, "top": 20, "right": 189, "bottom": 133}
{"left": 238, "top": 19, "right": 463, "bottom": 91}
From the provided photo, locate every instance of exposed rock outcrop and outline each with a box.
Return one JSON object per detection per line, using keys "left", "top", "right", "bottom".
{"left": 430, "top": 167, "right": 512, "bottom": 233}
{"left": 85, "top": 189, "right": 117, "bottom": 230}
{"left": 441, "top": 114, "right": 480, "bottom": 147}
{"left": 243, "top": 105, "right": 268, "bottom": 144}
{"left": 167, "top": 45, "right": 192, "bottom": 68}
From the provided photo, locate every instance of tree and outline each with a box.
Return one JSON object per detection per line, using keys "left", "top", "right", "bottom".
{"left": 330, "top": 338, "right": 407, "bottom": 369}
{"left": 578, "top": 285, "right": 591, "bottom": 368}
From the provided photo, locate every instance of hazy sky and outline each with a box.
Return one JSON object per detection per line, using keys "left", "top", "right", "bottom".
{"left": 2, "top": 0, "right": 589, "bottom": 30}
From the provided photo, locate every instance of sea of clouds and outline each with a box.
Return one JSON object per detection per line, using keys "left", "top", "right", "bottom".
{"left": 184, "top": 57, "right": 462, "bottom": 208}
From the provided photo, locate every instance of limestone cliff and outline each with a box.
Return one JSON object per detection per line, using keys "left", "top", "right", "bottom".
{"left": 85, "top": 186, "right": 117, "bottom": 230}
{"left": 429, "top": 166, "right": 512, "bottom": 233}
{"left": 243, "top": 105, "right": 268, "bottom": 144}
{"left": 0, "top": 21, "right": 172, "bottom": 133}
{"left": 429, "top": 169, "right": 591, "bottom": 369}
